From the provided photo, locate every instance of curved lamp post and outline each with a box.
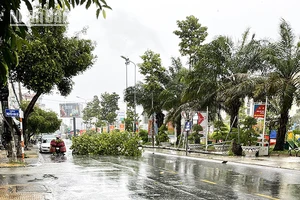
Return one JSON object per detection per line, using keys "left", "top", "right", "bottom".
{"left": 121, "top": 56, "right": 137, "bottom": 133}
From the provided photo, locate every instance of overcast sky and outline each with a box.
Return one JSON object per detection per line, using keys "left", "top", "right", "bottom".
{"left": 38, "top": 0, "right": 300, "bottom": 119}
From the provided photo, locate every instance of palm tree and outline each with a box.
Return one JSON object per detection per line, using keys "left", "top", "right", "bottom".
{"left": 184, "top": 29, "right": 264, "bottom": 128}
{"left": 160, "top": 57, "right": 189, "bottom": 137}
{"left": 264, "top": 19, "right": 300, "bottom": 150}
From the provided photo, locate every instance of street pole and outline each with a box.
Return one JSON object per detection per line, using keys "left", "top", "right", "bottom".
{"left": 152, "top": 92, "right": 154, "bottom": 148}
{"left": 186, "top": 120, "right": 189, "bottom": 156}
{"left": 121, "top": 56, "right": 137, "bottom": 133}
{"left": 19, "top": 109, "right": 24, "bottom": 162}
{"left": 73, "top": 117, "right": 76, "bottom": 137}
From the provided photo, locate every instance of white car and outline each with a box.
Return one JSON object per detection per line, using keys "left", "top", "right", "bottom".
{"left": 39, "top": 135, "right": 56, "bottom": 153}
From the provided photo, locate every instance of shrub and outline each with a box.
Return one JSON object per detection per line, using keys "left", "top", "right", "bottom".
{"left": 70, "top": 130, "right": 142, "bottom": 157}
{"left": 156, "top": 125, "right": 169, "bottom": 145}
{"left": 138, "top": 129, "right": 148, "bottom": 144}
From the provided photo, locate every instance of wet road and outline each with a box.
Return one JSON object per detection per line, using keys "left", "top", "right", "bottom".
{"left": 0, "top": 140, "right": 300, "bottom": 200}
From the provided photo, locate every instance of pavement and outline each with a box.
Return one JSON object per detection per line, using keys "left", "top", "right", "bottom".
{"left": 0, "top": 144, "right": 300, "bottom": 171}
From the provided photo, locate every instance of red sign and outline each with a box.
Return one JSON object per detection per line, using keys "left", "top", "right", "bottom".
{"left": 254, "top": 104, "right": 265, "bottom": 118}
{"left": 197, "top": 112, "right": 205, "bottom": 125}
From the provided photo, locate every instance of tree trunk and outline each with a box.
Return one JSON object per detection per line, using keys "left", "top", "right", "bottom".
{"left": 175, "top": 115, "right": 182, "bottom": 145}
{"left": 23, "top": 92, "right": 42, "bottom": 148}
{"left": 156, "top": 111, "right": 165, "bottom": 129}
{"left": 229, "top": 99, "right": 241, "bottom": 129}
{"left": 274, "top": 111, "right": 289, "bottom": 151}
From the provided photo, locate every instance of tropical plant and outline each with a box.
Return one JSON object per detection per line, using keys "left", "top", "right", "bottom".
{"left": 211, "top": 121, "right": 229, "bottom": 142}
{"left": 239, "top": 116, "right": 259, "bottom": 146}
{"left": 156, "top": 124, "right": 169, "bottom": 145}
{"left": 262, "top": 19, "right": 300, "bottom": 150}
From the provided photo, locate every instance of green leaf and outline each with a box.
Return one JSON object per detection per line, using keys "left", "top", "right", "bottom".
{"left": 0, "top": 61, "right": 8, "bottom": 85}
{"left": 75, "top": 0, "right": 80, "bottom": 5}
{"left": 64, "top": 0, "right": 71, "bottom": 10}
{"left": 80, "top": 0, "right": 85, "bottom": 5}
{"left": 96, "top": 8, "right": 100, "bottom": 19}
{"left": 57, "top": 0, "right": 63, "bottom": 8}
{"left": 100, "top": 0, "right": 107, "bottom": 5}
{"left": 102, "top": 9, "right": 106, "bottom": 19}
{"left": 49, "top": 0, "right": 55, "bottom": 8}
{"left": 102, "top": 5, "right": 112, "bottom": 10}
{"left": 86, "top": 0, "right": 91, "bottom": 9}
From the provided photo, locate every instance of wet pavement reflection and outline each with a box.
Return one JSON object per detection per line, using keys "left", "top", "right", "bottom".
{"left": 0, "top": 140, "right": 300, "bottom": 199}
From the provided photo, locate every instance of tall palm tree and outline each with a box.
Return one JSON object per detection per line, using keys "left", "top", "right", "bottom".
{"left": 264, "top": 19, "right": 300, "bottom": 150}
{"left": 184, "top": 29, "right": 264, "bottom": 128}
{"left": 160, "top": 57, "right": 188, "bottom": 136}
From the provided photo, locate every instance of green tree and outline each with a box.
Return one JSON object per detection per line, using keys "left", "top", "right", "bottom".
{"left": 82, "top": 95, "right": 100, "bottom": 128}
{"left": 21, "top": 101, "right": 61, "bottom": 145}
{"left": 263, "top": 19, "right": 300, "bottom": 150}
{"left": 0, "top": 0, "right": 111, "bottom": 85}
{"left": 174, "top": 15, "right": 208, "bottom": 69}
{"left": 98, "top": 92, "right": 120, "bottom": 125}
{"left": 9, "top": 16, "right": 95, "bottom": 148}
{"left": 160, "top": 57, "right": 188, "bottom": 138}
{"left": 184, "top": 29, "right": 264, "bottom": 128}
{"left": 125, "top": 50, "right": 168, "bottom": 128}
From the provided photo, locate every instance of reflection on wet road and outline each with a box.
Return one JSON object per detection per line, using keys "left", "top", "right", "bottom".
{"left": 0, "top": 141, "right": 300, "bottom": 199}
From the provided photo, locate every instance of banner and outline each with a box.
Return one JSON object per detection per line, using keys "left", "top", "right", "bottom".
{"left": 253, "top": 104, "right": 265, "bottom": 118}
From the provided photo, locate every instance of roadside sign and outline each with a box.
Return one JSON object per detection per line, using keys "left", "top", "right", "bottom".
{"left": 185, "top": 121, "right": 192, "bottom": 131}
{"left": 5, "top": 109, "right": 19, "bottom": 117}
{"left": 254, "top": 104, "right": 265, "bottom": 118}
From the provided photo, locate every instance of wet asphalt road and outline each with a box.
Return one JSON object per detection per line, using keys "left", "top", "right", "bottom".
{"left": 0, "top": 140, "right": 300, "bottom": 200}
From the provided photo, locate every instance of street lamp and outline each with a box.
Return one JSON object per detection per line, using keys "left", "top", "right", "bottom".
{"left": 121, "top": 56, "right": 137, "bottom": 133}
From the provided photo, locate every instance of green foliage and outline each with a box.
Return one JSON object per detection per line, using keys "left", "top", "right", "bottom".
{"left": 82, "top": 95, "right": 100, "bottom": 127}
{"left": 156, "top": 125, "right": 169, "bottom": 144}
{"left": 71, "top": 131, "right": 142, "bottom": 157}
{"left": 138, "top": 129, "right": 148, "bottom": 144}
{"left": 21, "top": 101, "right": 61, "bottom": 136}
{"left": 239, "top": 116, "right": 259, "bottom": 146}
{"left": 211, "top": 121, "right": 229, "bottom": 142}
{"left": 174, "top": 15, "right": 208, "bottom": 67}
{"left": 188, "top": 124, "right": 203, "bottom": 144}
{"left": 98, "top": 92, "right": 120, "bottom": 125}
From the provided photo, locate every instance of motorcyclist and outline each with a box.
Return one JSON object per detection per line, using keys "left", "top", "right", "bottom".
{"left": 50, "top": 135, "right": 66, "bottom": 155}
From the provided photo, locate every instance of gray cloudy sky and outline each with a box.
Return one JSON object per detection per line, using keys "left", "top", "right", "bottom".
{"left": 40, "top": 0, "right": 300, "bottom": 116}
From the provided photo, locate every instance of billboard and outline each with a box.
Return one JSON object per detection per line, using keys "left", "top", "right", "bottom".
{"left": 59, "top": 103, "right": 81, "bottom": 118}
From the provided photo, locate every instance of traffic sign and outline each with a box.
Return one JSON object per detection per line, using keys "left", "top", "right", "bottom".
{"left": 197, "top": 112, "right": 205, "bottom": 124}
{"left": 185, "top": 121, "right": 192, "bottom": 131}
{"left": 5, "top": 109, "right": 20, "bottom": 117}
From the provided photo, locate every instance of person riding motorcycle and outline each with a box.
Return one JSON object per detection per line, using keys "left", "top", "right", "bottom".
{"left": 50, "top": 135, "right": 66, "bottom": 155}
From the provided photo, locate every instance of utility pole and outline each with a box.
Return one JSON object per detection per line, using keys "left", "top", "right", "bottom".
{"left": 152, "top": 92, "right": 154, "bottom": 148}
{"left": 73, "top": 117, "right": 76, "bottom": 137}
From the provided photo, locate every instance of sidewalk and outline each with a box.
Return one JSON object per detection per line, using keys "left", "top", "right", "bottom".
{"left": 144, "top": 146, "right": 300, "bottom": 171}
{"left": 0, "top": 145, "right": 40, "bottom": 168}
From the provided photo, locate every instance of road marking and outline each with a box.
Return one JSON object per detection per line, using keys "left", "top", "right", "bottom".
{"left": 255, "top": 193, "right": 280, "bottom": 200}
{"left": 201, "top": 179, "right": 217, "bottom": 185}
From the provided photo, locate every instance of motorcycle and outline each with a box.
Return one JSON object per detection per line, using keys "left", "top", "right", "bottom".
{"left": 55, "top": 146, "right": 65, "bottom": 156}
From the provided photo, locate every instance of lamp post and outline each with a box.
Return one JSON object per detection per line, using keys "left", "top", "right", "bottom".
{"left": 121, "top": 56, "right": 137, "bottom": 133}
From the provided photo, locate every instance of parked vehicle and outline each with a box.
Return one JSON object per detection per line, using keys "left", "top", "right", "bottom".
{"left": 39, "top": 135, "right": 56, "bottom": 153}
